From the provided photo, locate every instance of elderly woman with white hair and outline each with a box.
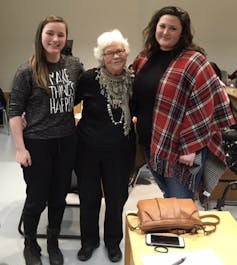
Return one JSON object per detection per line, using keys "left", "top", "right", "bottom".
{"left": 74, "top": 29, "right": 134, "bottom": 262}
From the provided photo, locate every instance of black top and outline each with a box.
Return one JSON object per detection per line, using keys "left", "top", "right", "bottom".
{"left": 9, "top": 55, "right": 84, "bottom": 139}
{"left": 75, "top": 68, "right": 130, "bottom": 149}
{"left": 133, "top": 50, "right": 178, "bottom": 149}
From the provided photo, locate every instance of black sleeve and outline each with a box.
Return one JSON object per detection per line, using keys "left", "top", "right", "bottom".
{"left": 74, "top": 69, "right": 96, "bottom": 105}
{"left": 8, "top": 66, "right": 33, "bottom": 118}
{"left": 74, "top": 71, "right": 87, "bottom": 105}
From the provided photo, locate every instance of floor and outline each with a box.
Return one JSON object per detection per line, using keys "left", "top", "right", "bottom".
{"left": 1, "top": 126, "right": 237, "bottom": 265}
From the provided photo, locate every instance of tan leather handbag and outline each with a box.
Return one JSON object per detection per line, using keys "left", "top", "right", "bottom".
{"left": 127, "top": 197, "right": 220, "bottom": 235}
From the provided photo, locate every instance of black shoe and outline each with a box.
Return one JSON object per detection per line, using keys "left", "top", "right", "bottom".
{"left": 24, "top": 241, "right": 42, "bottom": 265}
{"left": 47, "top": 246, "right": 64, "bottom": 265}
{"left": 107, "top": 246, "right": 122, "bottom": 262}
{"left": 77, "top": 243, "right": 99, "bottom": 261}
{"left": 47, "top": 227, "right": 64, "bottom": 265}
{"left": 47, "top": 240, "right": 64, "bottom": 265}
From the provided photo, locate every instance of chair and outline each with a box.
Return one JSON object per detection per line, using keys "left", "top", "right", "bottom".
{"left": 221, "top": 70, "right": 228, "bottom": 85}
{"left": 215, "top": 181, "right": 237, "bottom": 210}
{"left": 215, "top": 129, "right": 237, "bottom": 210}
{"left": 0, "top": 88, "right": 9, "bottom": 135}
{"left": 18, "top": 170, "right": 81, "bottom": 239}
{"left": 0, "top": 105, "right": 10, "bottom": 135}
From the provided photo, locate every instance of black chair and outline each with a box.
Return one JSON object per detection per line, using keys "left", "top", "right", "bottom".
{"left": 215, "top": 129, "right": 237, "bottom": 210}
{"left": 0, "top": 105, "right": 9, "bottom": 134}
{"left": 0, "top": 88, "right": 9, "bottom": 135}
{"left": 18, "top": 170, "right": 81, "bottom": 239}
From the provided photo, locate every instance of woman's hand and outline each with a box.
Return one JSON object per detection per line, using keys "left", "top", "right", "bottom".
{"left": 178, "top": 153, "right": 196, "bottom": 167}
{"left": 16, "top": 148, "right": 32, "bottom": 167}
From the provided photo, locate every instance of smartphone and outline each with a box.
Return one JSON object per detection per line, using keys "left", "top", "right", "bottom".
{"left": 146, "top": 233, "right": 185, "bottom": 248}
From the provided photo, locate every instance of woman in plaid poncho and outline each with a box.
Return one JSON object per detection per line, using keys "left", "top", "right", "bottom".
{"left": 132, "top": 6, "right": 235, "bottom": 205}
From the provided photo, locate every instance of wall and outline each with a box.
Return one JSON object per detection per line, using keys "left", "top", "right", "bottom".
{"left": 0, "top": 0, "right": 236, "bottom": 91}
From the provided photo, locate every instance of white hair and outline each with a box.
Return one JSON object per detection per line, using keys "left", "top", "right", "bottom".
{"left": 93, "top": 29, "right": 130, "bottom": 64}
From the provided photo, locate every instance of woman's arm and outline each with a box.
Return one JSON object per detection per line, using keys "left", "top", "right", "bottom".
{"left": 9, "top": 116, "right": 31, "bottom": 167}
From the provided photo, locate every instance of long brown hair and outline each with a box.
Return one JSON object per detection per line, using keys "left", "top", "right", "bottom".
{"left": 29, "top": 15, "right": 68, "bottom": 90}
{"left": 142, "top": 6, "right": 206, "bottom": 58}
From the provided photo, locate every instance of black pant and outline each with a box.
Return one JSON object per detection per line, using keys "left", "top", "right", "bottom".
{"left": 75, "top": 137, "right": 133, "bottom": 248}
{"left": 22, "top": 134, "right": 76, "bottom": 238}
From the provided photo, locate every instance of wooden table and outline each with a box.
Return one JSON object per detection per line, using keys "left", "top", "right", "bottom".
{"left": 74, "top": 103, "right": 82, "bottom": 125}
{"left": 125, "top": 211, "right": 237, "bottom": 265}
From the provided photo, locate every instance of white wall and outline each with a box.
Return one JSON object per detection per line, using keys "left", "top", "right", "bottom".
{"left": 0, "top": 0, "right": 236, "bottom": 91}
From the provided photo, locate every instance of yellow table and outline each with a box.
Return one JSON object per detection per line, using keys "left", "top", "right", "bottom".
{"left": 125, "top": 211, "right": 237, "bottom": 265}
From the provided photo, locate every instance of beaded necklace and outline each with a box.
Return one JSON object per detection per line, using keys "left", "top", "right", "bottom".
{"left": 106, "top": 102, "right": 124, "bottom": 125}
{"left": 95, "top": 67, "right": 132, "bottom": 135}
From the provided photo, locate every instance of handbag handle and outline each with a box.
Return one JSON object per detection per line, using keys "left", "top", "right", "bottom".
{"left": 126, "top": 212, "right": 140, "bottom": 231}
{"left": 199, "top": 214, "right": 220, "bottom": 235}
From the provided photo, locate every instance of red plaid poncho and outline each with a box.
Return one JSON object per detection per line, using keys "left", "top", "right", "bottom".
{"left": 132, "top": 50, "right": 236, "bottom": 196}
{"left": 149, "top": 50, "right": 235, "bottom": 176}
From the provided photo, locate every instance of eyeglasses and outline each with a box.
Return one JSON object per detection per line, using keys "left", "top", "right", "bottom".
{"left": 103, "top": 49, "right": 126, "bottom": 57}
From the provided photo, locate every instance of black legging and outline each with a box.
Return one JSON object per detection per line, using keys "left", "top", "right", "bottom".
{"left": 22, "top": 134, "right": 76, "bottom": 237}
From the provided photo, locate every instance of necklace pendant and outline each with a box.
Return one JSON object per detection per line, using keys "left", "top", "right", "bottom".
{"left": 107, "top": 103, "right": 124, "bottom": 126}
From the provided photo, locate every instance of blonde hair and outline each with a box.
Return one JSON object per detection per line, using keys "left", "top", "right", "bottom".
{"left": 93, "top": 29, "right": 130, "bottom": 64}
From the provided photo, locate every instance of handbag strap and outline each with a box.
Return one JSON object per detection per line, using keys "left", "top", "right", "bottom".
{"left": 199, "top": 214, "right": 220, "bottom": 235}
{"left": 126, "top": 212, "right": 140, "bottom": 231}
